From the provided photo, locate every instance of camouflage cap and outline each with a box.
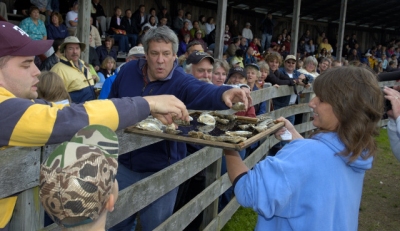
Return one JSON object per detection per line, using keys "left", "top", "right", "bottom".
{"left": 39, "top": 125, "right": 119, "bottom": 228}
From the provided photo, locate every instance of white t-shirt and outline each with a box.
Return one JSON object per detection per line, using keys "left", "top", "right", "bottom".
{"left": 66, "top": 11, "right": 78, "bottom": 28}
{"left": 287, "top": 73, "right": 297, "bottom": 105}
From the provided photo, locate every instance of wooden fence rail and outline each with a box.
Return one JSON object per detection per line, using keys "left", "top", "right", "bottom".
{"left": 1, "top": 81, "right": 396, "bottom": 231}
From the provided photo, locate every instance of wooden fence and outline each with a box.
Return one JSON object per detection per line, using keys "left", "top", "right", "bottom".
{"left": 1, "top": 81, "right": 395, "bottom": 231}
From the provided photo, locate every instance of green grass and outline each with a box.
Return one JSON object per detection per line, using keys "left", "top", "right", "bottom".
{"left": 221, "top": 207, "right": 257, "bottom": 231}
{"left": 222, "top": 129, "right": 400, "bottom": 231}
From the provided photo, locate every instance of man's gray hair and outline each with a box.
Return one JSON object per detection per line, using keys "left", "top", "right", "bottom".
{"left": 142, "top": 26, "right": 179, "bottom": 55}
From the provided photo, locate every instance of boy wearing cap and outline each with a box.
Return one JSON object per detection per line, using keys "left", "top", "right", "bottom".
{"left": 40, "top": 125, "right": 119, "bottom": 230}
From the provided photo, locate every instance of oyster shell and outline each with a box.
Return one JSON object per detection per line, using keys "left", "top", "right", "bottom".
{"left": 257, "top": 115, "right": 274, "bottom": 123}
{"left": 223, "top": 114, "right": 237, "bottom": 121}
{"left": 202, "top": 134, "right": 218, "bottom": 141}
{"left": 238, "top": 124, "right": 252, "bottom": 130}
{"left": 251, "top": 122, "right": 275, "bottom": 133}
{"left": 197, "top": 113, "right": 216, "bottom": 126}
{"left": 165, "top": 124, "right": 181, "bottom": 135}
{"left": 197, "top": 125, "right": 215, "bottom": 133}
{"left": 215, "top": 117, "right": 229, "bottom": 124}
{"left": 231, "top": 102, "right": 246, "bottom": 111}
{"left": 216, "top": 121, "right": 236, "bottom": 131}
{"left": 257, "top": 118, "right": 274, "bottom": 127}
{"left": 225, "top": 131, "right": 253, "bottom": 138}
{"left": 216, "top": 135, "right": 247, "bottom": 143}
{"left": 173, "top": 116, "right": 193, "bottom": 126}
{"left": 136, "top": 119, "right": 163, "bottom": 132}
{"left": 188, "top": 131, "right": 204, "bottom": 139}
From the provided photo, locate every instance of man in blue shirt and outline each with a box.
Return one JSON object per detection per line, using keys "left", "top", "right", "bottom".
{"left": 108, "top": 26, "right": 250, "bottom": 231}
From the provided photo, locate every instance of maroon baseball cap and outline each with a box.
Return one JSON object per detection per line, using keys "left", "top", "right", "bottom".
{"left": 0, "top": 21, "right": 53, "bottom": 58}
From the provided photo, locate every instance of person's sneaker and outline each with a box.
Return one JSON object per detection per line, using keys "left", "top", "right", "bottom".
{"left": 118, "top": 51, "right": 125, "bottom": 57}
{"left": 101, "top": 35, "right": 105, "bottom": 39}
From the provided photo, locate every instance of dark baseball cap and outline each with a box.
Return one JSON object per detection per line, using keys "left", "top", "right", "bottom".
{"left": 186, "top": 51, "right": 214, "bottom": 65}
{"left": 0, "top": 21, "right": 53, "bottom": 58}
{"left": 228, "top": 66, "right": 247, "bottom": 79}
{"left": 245, "top": 63, "right": 260, "bottom": 71}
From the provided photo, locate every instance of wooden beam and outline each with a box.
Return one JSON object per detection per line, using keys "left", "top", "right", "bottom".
{"left": 77, "top": 0, "right": 91, "bottom": 63}
{"left": 336, "top": 0, "right": 347, "bottom": 61}
{"left": 290, "top": 0, "right": 301, "bottom": 56}
{"left": 214, "top": 0, "right": 228, "bottom": 59}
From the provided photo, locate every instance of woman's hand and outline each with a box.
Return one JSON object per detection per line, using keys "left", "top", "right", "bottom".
{"left": 274, "top": 117, "right": 303, "bottom": 141}
{"left": 384, "top": 86, "right": 400, "bottom": 119}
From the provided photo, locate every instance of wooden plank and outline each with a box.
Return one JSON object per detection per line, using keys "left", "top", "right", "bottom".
{"left": 105, "top": 147, "right": 222, "bottom": 228}
{"left": 0, "top": 147, "right": 41, "bottom": 199}
{"left": 214, "top": 0, "right": 227, "bottom": 59}
{"left": 201, "top": 149, "right": 222, "bottom": 229}
{"left": 124, "top": 122, "right": 284, "bottom": 151}
{"left": 154, "top": 171, "right": 223, "bottom": 231}
{"left": 116, "top": 130, "right": 163, "bottom": 155}
{"left": 77, "top": 0, "right": 91, "bottom": 63}
{"left": 154, "top": 136, "right": 275, "bottom": 231}
{"left": 336, "top": 0, "right": 348, "bottom": 60}
{"left": 9, "top": 187, "right": 42, "bottom": 231}
{"left": 290, "top": 0, "right": 301, "bottom": 55}
{"left": 203, "top": 197, "right": 240, "bottom": 231}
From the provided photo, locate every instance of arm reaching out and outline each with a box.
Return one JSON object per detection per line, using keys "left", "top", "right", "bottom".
{"left": 143, "top": 95, "right": 190, "bottom": 125}
{"left": 221, "top": 88, "right": 252, "bottom": 109}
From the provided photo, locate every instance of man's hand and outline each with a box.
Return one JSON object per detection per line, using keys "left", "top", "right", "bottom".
{"left": 222, "top": 88, "right": 252, "bottom": 109}
{"left": 143, "top": 95, "right": 190, "bottom": 125}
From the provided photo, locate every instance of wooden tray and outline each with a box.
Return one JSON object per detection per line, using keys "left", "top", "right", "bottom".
{"left": 125, "top": 121, "right": 284, "bottom": 151}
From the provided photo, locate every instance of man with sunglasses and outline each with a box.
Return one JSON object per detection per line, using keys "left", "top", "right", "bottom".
{"left": 278, "top": 55, "right": 314, "bottom": 123}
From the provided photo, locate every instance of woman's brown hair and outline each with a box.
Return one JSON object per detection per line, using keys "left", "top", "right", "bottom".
{"left": 312, "top": 66, "right": 384, "bottom": 162}
{"left": 51, "top": 11, "right": 64, "bottom": 24}
{"left": 37, "top": 72, "right": 71, "bottom": 102}
{"left": 264, "top": 52, "right": 282, "bottom": 65}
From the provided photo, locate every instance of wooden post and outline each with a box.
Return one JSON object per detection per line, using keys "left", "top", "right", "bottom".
{"left": 201, "top": 148, "right": 222, "bottom": 229}
{"left": 214, "top": 0, "right": 228, "bottom": 59}
{"left": 77, "top": 0, "right": 91, "bottom": 63}
{"left": 9, "top": 187, "right": 43, "bottom": 231}
{"left": 336, "top": 0, "right": 348, "bottom": 61}
{"left": 290, "top": 0, "right": 301, "bottom": 55}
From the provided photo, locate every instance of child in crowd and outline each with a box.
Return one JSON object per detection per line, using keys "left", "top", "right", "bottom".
{"left": 257, "top": 61, "right": 269, "bottom": 89}
{"left": 37, "top": 71, "right": 71, "bottom": 104}
{"left": 98, "top": 56, "right": 116, "bottom": 83}
{"left": 39, "top": 125, "right": 119, "bottom": 231}
{"left": 231, "top": 49, "right": 244, "bottom": 68}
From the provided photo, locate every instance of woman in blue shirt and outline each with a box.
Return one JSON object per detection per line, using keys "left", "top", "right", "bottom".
{"left": 47, "top": 11, "right": 69, "bottom": 40}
